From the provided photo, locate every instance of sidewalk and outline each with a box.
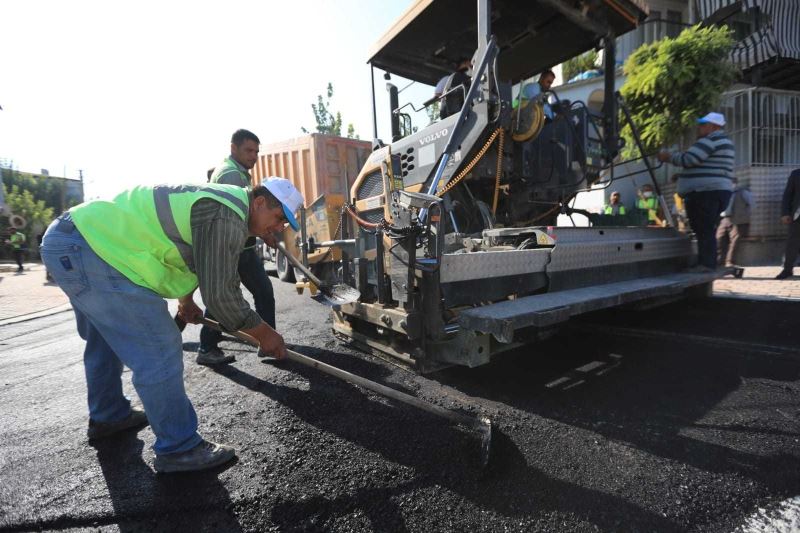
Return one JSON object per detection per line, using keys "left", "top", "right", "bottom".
{"left": 0, "top": 262, "right": 71, "bottom": 325}
{"left": 713, "top": 265, "right": 800, "bottom": 301}
{"left": 0, "top": 262, "right": 797, "bottom": 326}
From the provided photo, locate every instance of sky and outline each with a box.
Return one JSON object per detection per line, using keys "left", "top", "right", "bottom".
{"left": 0, "top": 0, "right": 435, "bottom": 200}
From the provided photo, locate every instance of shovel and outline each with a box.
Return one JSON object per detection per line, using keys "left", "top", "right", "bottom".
{"left": 276, "top": 242, "right": 360, "bottom": 306}
{"left": 199, "top": 316, "right": 493, "bottom": 467}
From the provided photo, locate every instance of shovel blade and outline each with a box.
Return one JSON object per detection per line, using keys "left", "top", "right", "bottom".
{"left": 323, "top": 283, "right": 361, "bottom": 306}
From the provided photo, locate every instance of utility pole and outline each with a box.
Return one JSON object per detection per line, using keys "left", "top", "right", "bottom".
{"left": 77, "top": 169, "right": 85, "bottom": 203}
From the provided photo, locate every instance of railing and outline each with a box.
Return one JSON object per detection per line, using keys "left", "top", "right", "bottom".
{"left": 720, "top": 87, "right": 800, "bottom": 168}
{"left": 615, "top": 19, "right": 692, "bottom": 66}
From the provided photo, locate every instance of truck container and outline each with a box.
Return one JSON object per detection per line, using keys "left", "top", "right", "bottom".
{"left": 250, "top": 134, "right": 371, "bottom": 282}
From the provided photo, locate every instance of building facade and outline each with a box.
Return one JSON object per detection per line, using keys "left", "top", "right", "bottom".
{"left": 550, "top": 0, "right": 800, "bottom": 264}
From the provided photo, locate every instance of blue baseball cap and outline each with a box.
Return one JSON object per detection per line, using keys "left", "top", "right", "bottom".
{"left": 261, "top": 177, "right": 304, "bottom": 231}
{"left": 697, "top": 112, "right": 726, "bottom": 126}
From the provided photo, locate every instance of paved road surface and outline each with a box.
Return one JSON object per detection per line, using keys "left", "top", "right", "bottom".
{"left": 1, "top": 275, "right": 798, "bottom": 532}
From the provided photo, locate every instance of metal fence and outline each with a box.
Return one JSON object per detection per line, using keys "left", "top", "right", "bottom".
{"left": 615, "top": 19, "right": 691, "bottom": 64}
{"left": 718, "top": 87, "right": 800, "bottom": 238}
{"left": 720, "top": 87, "right": 800, "bottom": 168}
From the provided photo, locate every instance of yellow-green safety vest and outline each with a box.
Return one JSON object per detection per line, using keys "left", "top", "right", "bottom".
{"left": 637, "top": 197, "right": 658, "bottom": 222}
{"left": 9, "top": 232, "right": 25, "bottom": 249}
{"left": 70, "top": 184, "right": 249, "bottom": 298}
{"left": 210, "top": 156, "right": 252, "bottom": 190}
{"left": 603, "top": 205, "right": 626, "bottom": 215}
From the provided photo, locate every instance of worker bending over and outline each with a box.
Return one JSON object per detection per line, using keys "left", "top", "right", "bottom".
{"left": 40, "top": 179, "right": 303, "bottom": 473}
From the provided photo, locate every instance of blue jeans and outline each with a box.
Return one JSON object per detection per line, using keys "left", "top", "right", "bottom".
{"left": 684, "top": 190, "right": 733, "bottom": 269}
{"left": 40, "top": 218, "right": 202, "bottom": 455}
{"left": 200, "top": 247, "right": 275, "bottom": 350}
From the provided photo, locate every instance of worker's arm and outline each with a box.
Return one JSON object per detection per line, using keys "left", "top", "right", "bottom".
{"left": 669, "top": 136, "right": 716, "bottom": 168}
{"left": 177, "top": 288, "right": 203, "bottom": 323}
{"left": 190, "top": 200, "right": 286, "bottom": 358}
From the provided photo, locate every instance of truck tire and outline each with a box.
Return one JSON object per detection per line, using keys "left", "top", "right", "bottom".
{"left": 276, "top": 250, "right": 295, "bottom": 282}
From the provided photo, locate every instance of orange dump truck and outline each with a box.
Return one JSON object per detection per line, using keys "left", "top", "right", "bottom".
{"left": 250, "top": 133, "right": 372, "bottom": 283}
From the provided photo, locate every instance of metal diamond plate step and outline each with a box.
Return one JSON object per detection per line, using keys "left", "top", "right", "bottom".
{"left": 458, "top": 271, "right": 724, "bottom": 343}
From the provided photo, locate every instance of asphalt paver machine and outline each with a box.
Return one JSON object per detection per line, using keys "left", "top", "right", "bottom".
{"left": 300, "top": 0, "right": 724, "bottom": 372}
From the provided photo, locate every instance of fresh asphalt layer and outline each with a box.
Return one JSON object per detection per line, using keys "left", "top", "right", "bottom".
{"left": 0, "top": 276, "right": 798, "bottom": 532}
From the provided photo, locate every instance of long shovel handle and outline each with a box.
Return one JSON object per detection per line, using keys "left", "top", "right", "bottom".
{"left": 198, "top": 317, "right": 478, "bottom": 428}
{"left": 276, "top": 242, "right": 326, "bottom": 289}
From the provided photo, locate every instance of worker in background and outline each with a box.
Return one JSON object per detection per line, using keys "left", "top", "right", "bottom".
{"left": 716, "top": 177, "right": 753, "bottom": 268}
{"left": 672, "top": 192, "right": 688, "bottom": 231}
{"left": 775, "top": 168, "right": 800, "bottom": 280}
{"left": 5, "top": 227, "right": 26, "bottom": 272}
{"left": 516, "top": 69, "right": 556, "bottom": 121}
{"left": 40, "top": 179, "right": 303, "bottom": 473}
{"left": 658, "top": 112, "right": 734, "bottom": 271}
{"left": 603, "top": 191, "right": 626, "bottom": 215}
{"left": 636, "top": 183, "right": 662, "bottom": 226}
{"left": 198, "top": 129, "right": 277, "bottom": 366}
{"left": 438, "top": 57, "right": 472, "bottom": 119}
{"left": 434, "top": 57, "right": 471, "bottom": 99}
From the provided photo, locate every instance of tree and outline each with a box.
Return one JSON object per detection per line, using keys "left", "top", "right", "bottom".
{"left": 302, "top": 82, "right": 358, "bottom": 138}
{"left": 562, "top": 50, "right": 599, "bottom": 82}
{"left": 0, "top": 167, "right": 81, "bottom": 214}
{"left": 2, "top": 184, "right": 54, "bottom": 249}
{"left": 619, "top": 25, "right": 737, "bottom": 157}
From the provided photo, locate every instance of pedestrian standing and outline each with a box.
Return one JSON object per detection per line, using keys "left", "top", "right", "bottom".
{"left": 658, "top": 112, "right": 735, "bottom": 271}
{"left": 197, "top": 129, "right": 280, "bottom": 366}
{"left": 40, "top": 180, "right": 304, "bottom": 473}
{"left": 775, "top": 168, "right": 800, "bottom": 280}
{"left": 636, "top": 183, "right": 663, "bottom": 226}
{"left": 603, "top": 191, "right": 626, "bottom": 216}
{"left": 716, "top": 178, "right": 753, "bottom": 268}
{"left": 6, "top": 227, "right": 26, "bottom": 272}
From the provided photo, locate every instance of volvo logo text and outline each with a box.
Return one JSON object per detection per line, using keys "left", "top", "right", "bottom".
{"left": 419, "top": 128, "right": 449, "bottom": 146}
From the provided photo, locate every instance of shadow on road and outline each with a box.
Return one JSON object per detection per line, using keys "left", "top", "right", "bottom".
{"left": 90, "top": 431, "right": 242, "bottom": 531}
{"left": 210, "top": 345, "right": 676, "bottom": 532}
{"left": 435, "top": 324, "right": 800, "bottom": 496}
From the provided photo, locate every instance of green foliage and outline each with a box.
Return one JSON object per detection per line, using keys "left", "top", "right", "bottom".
{"left": 302, "top": 82, "right": 358, "bottom": 138}
{"left": 0, "top": 167, "right": 81, "bottom": 214}
{"left": 2, "top": 184, "right": 54, "bottom": 246}
{"left": 563, "top": 50, "right": 599, "bottom": 82}
{"left": 619, "top": 25, "right": 737, "bottom": 157}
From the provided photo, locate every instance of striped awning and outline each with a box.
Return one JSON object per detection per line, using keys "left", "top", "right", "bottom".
{"left": 696, "top": 0, "right": 741, "bottom": 19}
{"left": 699, "top": 0, "right": 800, "bottom": 68}
{"left": 731, "top": 26, "right": 781, "bottom": 69}
{"left": 734, "top": 0, "right": 800, "bottom": 69}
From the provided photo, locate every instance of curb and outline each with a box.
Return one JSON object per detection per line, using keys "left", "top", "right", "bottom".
{"left": 0, "top": 303, "right": 73, "bottom": 327}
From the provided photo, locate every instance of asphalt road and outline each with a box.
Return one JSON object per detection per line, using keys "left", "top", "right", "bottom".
{"left": 1, "top": 275, "right": 799, "bottom": 532}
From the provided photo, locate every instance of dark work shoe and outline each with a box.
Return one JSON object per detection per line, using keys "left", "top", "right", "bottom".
{"left": 196, "top": 346, "right": 235, "bottom": 366}
{"left": 87, "top": 407, "right": 148, "bottom": 440}
{"left": 154, "top": 440, "right": 236, "bottom": 473}
{"left": 775, "top": 270, "right": 793, "bottom": 280}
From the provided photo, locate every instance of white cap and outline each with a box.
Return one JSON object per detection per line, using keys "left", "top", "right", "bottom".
{"left": 261, "top": 177, "right": 304, "bottom": 231}
{"left": 697, "top": 112, "right": 726, "bottom": 127}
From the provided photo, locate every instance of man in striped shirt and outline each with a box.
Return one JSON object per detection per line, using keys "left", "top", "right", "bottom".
{"left": 198, "top": 129, "right": 278, "bottom": 366}
{"left": 658, "top": 112, "right": 734, "bottom": 271}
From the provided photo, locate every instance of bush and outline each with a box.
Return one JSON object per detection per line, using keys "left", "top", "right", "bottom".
{"left": 619, "top": 25, "right": 737, "bottom": 157}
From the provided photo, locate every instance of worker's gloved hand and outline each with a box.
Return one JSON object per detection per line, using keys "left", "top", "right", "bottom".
{"left": 177, "top": 299, "right": 203, "bottom": 324}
